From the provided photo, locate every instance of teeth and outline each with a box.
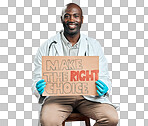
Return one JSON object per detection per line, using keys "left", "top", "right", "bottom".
{"left": 68, "top": 24, "right": 76, "bottom": 28}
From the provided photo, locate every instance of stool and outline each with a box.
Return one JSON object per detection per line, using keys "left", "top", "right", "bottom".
{"left": 62, "top": 111, "right": 91, "bottom": 126}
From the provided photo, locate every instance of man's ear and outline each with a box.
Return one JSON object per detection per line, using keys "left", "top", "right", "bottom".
{"left": 81, "top": 16, "right": 84, "bottom": 24}
{"left": 61, "top": 16, "right": 63, "bottom": 23}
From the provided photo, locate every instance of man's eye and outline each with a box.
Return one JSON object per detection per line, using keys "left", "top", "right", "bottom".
{"left": 75, "top": 15, "right": 79, "bottom": 18}
{"left": 64, "top": 15, "right": 70, "bottom": 18}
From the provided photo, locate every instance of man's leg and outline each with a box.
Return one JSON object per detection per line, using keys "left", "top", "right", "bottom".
{"left": 40, "top": 96, "right": 74, "bottom": 126}
{"left": 76, "top": 97, "right": 118, "bottom": 126}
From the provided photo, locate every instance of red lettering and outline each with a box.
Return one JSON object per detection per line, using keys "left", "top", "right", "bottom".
{"left": 70, "top": 70, "right": 99, "bottom": 81}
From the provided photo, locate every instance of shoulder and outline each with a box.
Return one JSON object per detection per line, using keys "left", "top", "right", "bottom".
{"left": 41, "top": 33, "right": 59, "bottom": 46}
{"left": 36, "top": 32, "right": 60, "bottom": 56}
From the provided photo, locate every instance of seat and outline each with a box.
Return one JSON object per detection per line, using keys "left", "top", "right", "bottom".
{"left": 62, "top": 110, "right": 91, "bottom": 126}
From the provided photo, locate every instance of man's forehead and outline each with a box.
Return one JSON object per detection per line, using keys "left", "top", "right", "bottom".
{"left": 66, "top": 6, "right": 80, "bottom": 12}
{"left": 64, "top": 11, "right": 81, "bottom": 15}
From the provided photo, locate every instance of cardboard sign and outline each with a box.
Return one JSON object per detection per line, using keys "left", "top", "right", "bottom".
{"left": 42, "top": 56, "right": 99, "bottom": 96}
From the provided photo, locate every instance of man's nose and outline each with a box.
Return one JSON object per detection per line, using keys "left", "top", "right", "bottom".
{"left": 69, "top": 16, "right": 75, "bottom": 22}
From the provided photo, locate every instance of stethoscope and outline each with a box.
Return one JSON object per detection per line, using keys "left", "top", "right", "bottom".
{"left": 48, "top": 41, "right": 87, "bottom": 56}
{"left": 48, "top": 41, "right": 57, "bottom": 56}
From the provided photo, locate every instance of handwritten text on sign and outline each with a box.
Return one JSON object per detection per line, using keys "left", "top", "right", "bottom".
{"left": 42, "top": 56, "right": 99, "bottom": 96}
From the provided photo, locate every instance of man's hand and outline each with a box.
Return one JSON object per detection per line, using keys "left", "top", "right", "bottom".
{"left": 96, "top": 80, "right": 108, "bottom": 96}
{"left": 36, "top": 79, "right": 46, "bottom": 95}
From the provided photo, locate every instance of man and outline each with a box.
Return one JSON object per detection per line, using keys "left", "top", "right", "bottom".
{"left": 32, "top": 3, "right": 119, "bottom": 126}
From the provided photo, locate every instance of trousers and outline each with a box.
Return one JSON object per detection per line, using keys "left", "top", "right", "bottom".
{"left": 40, "top": 95, "right": 118, "bottom": 126}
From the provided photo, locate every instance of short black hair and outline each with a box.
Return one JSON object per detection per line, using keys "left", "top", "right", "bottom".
{"left": 61, "top": 3, "right": 83, "bottom": 17}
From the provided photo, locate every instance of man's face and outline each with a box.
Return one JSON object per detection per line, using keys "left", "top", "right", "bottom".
{"left": 61, "top": 5, "right": 83, "bottom": 35}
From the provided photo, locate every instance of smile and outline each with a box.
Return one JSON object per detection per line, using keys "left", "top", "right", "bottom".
{"left": 68, "top": 24, "right": 77, "bottom": 29}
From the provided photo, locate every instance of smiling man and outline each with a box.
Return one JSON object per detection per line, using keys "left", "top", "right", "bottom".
{"left": 32, "top": 3, "right": 119, "bottom": 126}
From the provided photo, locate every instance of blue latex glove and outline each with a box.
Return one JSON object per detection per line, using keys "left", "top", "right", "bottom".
{"left": 36, "top": 79, "right": 46, "bottom": 95}
{"left": 96, "top": 80, "right": 108, "bottom": 96}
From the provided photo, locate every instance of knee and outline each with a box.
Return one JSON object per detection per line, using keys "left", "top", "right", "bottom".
{"left": 96, "top": 108, "right": 119, "bottom": 126}
{"left": 108, "top": 114, "right": 119, "bottom": 126}
{"left": 103, "top": 105, "right": 119, "bottom": 126}
{"left": 95, "top": 114, "right": 118, "bottom": 126}
{"left": 40, "top": 105, "right": 63, "bottom": 126}
{"left": 40, "top": 113, "right": 62, "bottom": 126}
{"left": 40, "top": 117, "right": 57, "bottom": 126}
{"left": 40, "top": 109, "right": 56, "bottom": 126}
{"left": 104, "top": 109, "right": 119, "bottom": 126}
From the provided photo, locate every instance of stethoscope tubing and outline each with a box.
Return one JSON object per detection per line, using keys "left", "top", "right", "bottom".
{"left": 48, "top": 41, "right": 87, "bottom": 56}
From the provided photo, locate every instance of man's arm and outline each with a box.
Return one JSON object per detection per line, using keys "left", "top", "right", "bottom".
{"left": 32, "top": 47, "right": 43, "bottom": 99}
{"left": 32, "top": 41, "right": 49, "bottom": 99}
{"left": 95, "top": 40, "right": 112, "bottom": 95}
